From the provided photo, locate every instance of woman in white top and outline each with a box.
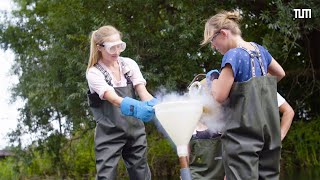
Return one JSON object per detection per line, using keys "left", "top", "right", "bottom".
{"left": 86, "top": 25, "right": 157, "bottom": 179}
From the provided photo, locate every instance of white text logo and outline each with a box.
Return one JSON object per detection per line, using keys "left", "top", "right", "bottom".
{"left": 293, "top": 9, "right": 312, "bottom": 19}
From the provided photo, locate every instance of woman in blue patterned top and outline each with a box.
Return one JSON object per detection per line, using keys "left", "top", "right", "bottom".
{"left": 201, "top": 10, "right": 285, "bottom": 180}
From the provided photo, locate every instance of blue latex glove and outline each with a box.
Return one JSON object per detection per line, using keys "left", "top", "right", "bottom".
{"left": 120, "top": 97, "right": 155, "bottom": 122}
{"left": 145, "top": 98, "right": 159, "bottom": 107}
{"left": 206, "top": 69, "right": 220, "bottom": 89}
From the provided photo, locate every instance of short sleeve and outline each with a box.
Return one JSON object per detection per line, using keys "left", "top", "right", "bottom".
{"left": 258, "top": 45, "right": 272, "bottom": 67}
{"left": 221, "top": 48, "right": 240, "bottom": 78}
{"left": 122, "top": 57, "right": 147, "bottom": 86}
{"left": 86, "top": 67, "right": 114, "bottom": 99}
{"left": 277, "top": 92, "right": 286, "bottom": 107}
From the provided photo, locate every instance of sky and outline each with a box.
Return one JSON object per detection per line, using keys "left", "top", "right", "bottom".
{"left": 0, "top": 0, "right": 21, "bottom": 149}
{"left": 0, "top": 0, "right": 64, "bottom": 149}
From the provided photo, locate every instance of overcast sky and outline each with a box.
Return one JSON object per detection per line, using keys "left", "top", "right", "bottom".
{"left": 0, "top": 0, "right": 21, "bottom": 149}
{"left": 0, "top": 0, "right": 64, "bottom": 149}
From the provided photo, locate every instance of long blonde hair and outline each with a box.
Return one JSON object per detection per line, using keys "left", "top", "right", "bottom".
{"left": 87, "top": 25, "right": 122, "bottom": 70}
{"left": 201, "top": 10, "right": 242, "bottom": 46}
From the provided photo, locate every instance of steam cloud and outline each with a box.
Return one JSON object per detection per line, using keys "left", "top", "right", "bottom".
{"left": 153, "top": 85, "right": 227, "bottom": 136}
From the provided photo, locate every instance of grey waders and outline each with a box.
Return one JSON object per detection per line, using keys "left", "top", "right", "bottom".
{"left": 189, "top": 133, "right": 225, "bottom": 180}
{"left": 222, "top": 44, "right": 281, "bottom": 180}
{"left": 88, "top": 61, "right": 151, "bottom": 180}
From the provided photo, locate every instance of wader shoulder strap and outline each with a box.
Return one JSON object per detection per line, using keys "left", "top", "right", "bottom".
{"left": 119, "top": 58, "right": 133, "bottom": 84}
{"left": 250, "top": 42, "right": 266, "bottom": 76}
{"left": 94, "top": 63, "right": 113, "bottom": 86}
{"left": 94, "top": 59, "right": 133, "bottom": 86}
{"left": 88, "top": 60, "right": 133, "bottom": 108}
{"left": 238, "top": 43, "right": 266, "bottom": 78}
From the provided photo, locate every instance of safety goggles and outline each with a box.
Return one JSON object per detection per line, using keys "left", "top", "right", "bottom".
{"left": 99, "top": 41, "right": 126, "bottom": 54}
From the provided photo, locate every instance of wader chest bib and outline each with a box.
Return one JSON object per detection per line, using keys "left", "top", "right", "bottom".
{"left": 89, "top": 61, "right": 151, "bottom": 180}
{"left": 222, "top": 44, "right": 281, "bottom": 180}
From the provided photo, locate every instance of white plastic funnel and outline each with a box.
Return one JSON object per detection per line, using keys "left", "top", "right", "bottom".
{"left": 154, "top": 101, "right": 203, "bottom": 157}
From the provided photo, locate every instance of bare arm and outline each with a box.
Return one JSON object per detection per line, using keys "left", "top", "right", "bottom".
{"left": 103, "top": 90, "right": 123, "bottom": 107}
{"left": 279, "top": 101, "right": 295, "bottom": 141}
{"left": 102, "top": 84, "right": 154, "bottom": 107}
{"left": 268, "top": 58, "right": 285, "bottom": 81}
{"left": 135, "top": 84, "right": 154, "bottom": 101}
{"left": 211, "top": 64, "right": 234, "bottom": 103}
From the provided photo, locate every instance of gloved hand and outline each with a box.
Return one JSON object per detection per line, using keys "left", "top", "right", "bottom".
{"left": 145, "top": 98, "right": 159, "bottom": 107}
{"left": 120, "top": 97, "right": 155, "bottom": 122}
{"left": 206, "top": 69, "right": 220, "bottom": 89}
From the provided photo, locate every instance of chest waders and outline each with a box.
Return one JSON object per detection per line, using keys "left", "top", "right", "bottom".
{"left": 189, "top": 135, "right": 225, "bottom": 180}
{"left": 88, "top": 61, "right": 151, "bottom": 180}
{"left": 222, "top": 43, "right": 281, "bottom": 180}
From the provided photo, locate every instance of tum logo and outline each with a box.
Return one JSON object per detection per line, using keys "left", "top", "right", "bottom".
{"left": 293, "top": 9, "right": 312, "bottom": 19}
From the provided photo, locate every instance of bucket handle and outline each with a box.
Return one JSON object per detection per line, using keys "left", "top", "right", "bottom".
{"left": 187, "top": 74, "right": 206, "bottom": 89}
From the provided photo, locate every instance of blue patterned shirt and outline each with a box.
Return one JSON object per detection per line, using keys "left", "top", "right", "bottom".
{"left": 221, "top": 43, "right": 272, "bottom": 82}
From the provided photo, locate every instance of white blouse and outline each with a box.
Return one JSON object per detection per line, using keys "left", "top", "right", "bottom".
{"left": 86, "top": 57, "right": 146, "bottom": 100}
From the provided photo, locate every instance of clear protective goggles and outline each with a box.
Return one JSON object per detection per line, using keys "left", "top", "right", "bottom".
{"left": 100, "top": 40, "right": 126, "bottom": 54}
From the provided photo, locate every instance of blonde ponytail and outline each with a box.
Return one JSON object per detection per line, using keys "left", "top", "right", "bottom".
{"left": 87, "top": 31, "right": 99, "bottom": 70}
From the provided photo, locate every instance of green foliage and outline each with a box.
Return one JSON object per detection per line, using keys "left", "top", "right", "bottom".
{"left": 0, "top": 158, "right": 18, "bottom": 180}
{"left": 282, "top": 117, "right": 320, "bottom": 169}
{"left": 146, "top": 123, "right": 180, "bottom": 177}
{"left": 257, "top": 0, "right": 320, "bottom": 120}
{"left": 61, "top": 130, "right": 96, "bottom": 178}
{"left": 0, "top": 126, "right": 181, "bottom": 179}
{"left": 0, "top": 130, "right": 96, "bottom": 179}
